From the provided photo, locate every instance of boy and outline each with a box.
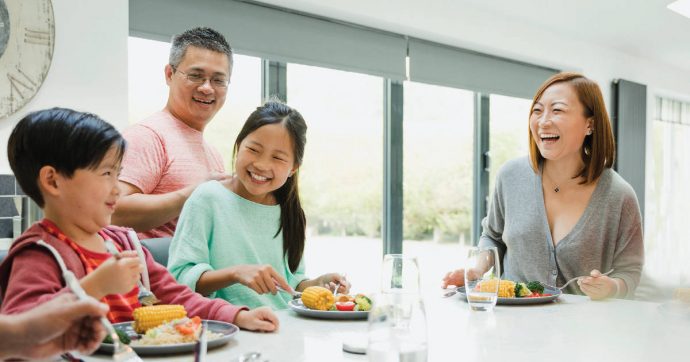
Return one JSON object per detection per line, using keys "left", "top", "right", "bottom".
{"left": 0, "top": 108, "right": 279, "bottom": 332}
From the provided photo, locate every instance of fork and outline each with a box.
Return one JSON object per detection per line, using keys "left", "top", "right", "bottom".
{"left": 104, "top": 238, "right": 160, "bottom": 306}
{"left": 543, "top": 268, "right": 615, "bottom": 291}
{"left": 37, "top": 240, "right": 144, "bottom": 362}
{"left": 276, "top": 285, "right": 302, "bottom": 299}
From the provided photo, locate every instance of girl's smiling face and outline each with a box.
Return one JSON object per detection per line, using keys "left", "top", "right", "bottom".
{"left": 529, "top": 82, "right": 593, "bottom": 163}
{"left": 232, "top": 123, "right": 298, "bottom": 205}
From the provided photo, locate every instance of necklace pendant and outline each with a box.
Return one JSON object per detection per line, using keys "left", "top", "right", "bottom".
{"left": 554, "top": 186, "right": 560, "bottom": 193}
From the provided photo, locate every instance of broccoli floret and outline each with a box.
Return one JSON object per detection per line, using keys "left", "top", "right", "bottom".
{"left": 526, "top": 281, "right": 545, "bottom": 294}
{"left": 103, "top": 328, "right": 131, "bottom": 345}
{"left": 514, "top": 282, "right": 531, "bottom": 297}
{"left": 354, "top": 294, "right": 372, "bottom": 311}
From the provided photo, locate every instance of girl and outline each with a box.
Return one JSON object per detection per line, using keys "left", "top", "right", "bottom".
{"left": 168, "top": 101, "right": 350, "bottom": 309}
{"left": 442, "top": 73, "right": 643, "bottom": 300}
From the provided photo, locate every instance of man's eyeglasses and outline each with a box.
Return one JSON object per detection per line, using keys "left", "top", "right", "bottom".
{"left": 172, "top": 66, "right": 229, "bottom": 89}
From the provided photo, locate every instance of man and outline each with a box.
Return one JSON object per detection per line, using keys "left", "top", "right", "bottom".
{"left": 113, "top": 27, "right": 233, "bottom": 238}
{"left": 0, "top": 293, "right": 107, "bottom": 359}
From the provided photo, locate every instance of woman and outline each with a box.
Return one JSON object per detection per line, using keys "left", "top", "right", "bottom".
{"left": 443, "top": 72, "right": 643, "bottom": 299}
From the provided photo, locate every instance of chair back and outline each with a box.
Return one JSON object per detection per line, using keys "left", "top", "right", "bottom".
{"left": 140, "top": 237, "right": 172, "bottom": 266}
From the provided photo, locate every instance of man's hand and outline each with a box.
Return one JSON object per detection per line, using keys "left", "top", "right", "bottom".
{"left": 1, "top": 293, "right": 108, "bottom": 360}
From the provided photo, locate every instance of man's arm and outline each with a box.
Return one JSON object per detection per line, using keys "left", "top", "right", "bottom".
{"left": 111, "top": 181, "right": 195, "bottom": 232}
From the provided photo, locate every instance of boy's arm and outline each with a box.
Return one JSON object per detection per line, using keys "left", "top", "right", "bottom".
{"left": 144, "top": 247, "right": 248, "bottom": 323}
{"left": 1, "top": 247, "right": 72, "bottom": 315}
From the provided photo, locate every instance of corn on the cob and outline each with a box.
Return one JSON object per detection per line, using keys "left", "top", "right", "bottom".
{"left": 132, "top": 304, "right": 187, "bottom": 333}
{"left": 301, "top": 286, "right": 335, "bottom": 311}
{"left": 479, "top": 279, "right": 516, "bottom": 298}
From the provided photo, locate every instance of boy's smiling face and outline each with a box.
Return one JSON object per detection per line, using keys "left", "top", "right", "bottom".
{"left": 51, "top": 146, "right": 122, "bottom": 234}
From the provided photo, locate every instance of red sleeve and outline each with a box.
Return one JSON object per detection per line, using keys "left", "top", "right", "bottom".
{"left": 143, "top": 247, "right": 248, "bottom": 323}
{"left": 0, "top": 247, "right": 72, "bottom": 315}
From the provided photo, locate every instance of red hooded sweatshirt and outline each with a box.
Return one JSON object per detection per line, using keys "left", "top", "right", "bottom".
{"left": 0, "top": 222, "right": 247, "bottom": 323}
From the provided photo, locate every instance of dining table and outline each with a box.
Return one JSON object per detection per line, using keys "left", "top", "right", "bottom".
{"left": 79, "top": 292, "right": 689, "bottom": 362}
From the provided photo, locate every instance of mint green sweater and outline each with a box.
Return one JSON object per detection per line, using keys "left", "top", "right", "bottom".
{"left": 168, "top": 181, "right": 306, "bottom": 310}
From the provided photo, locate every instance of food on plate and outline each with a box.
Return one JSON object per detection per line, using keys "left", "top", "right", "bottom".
{"left": 335, "top": 301, "right": 356, "bottom": 311}
{"left": 477, "top": 279, "right": 552, "bottom": 298}
{"left": 299, "top": 288, "right": 372, "bottom": 312}
{"left": 103, "top": 328, "right": 131, "bottom": 345}
{"left": 131, "top": 316, "right": 222, "bottom": 346}
{"left": 132, "top": 304, "right": 187, "bottom": 333}
{"left": 301, "top": 286, "right": 335, "bottom": 311}
{"left": 353, "top": 294, "right": 372, "bottom": 311}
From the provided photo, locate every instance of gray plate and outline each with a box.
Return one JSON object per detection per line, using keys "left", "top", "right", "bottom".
{"left": 457, "top": 285, "right": 561, "bottom": 305}
{"left": 98, "top": 320, "right": 238, "bottom": 356}
{"left": 288, "top": 299, "right": 369, "bottom": 319}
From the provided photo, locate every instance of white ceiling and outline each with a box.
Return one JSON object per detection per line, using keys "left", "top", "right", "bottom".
{"left": 254, "top": 0, "right": 690, "bottom": 73}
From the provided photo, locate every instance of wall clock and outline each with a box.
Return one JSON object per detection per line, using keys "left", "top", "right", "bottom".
{"left": 0, "top": 0, "right": 54, "bottom": 119}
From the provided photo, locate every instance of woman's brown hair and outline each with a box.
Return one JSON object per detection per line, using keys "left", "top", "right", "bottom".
{"left": 528, "top": 72, "right": 615, "bottom": 184}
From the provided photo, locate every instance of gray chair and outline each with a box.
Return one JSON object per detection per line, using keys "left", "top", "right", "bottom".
{"left": 140, "top": 237, "right": 172, "bottom": 266}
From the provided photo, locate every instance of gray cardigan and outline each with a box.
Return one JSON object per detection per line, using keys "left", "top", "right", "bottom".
{"left": 479, "top": 157, "right": 644, "bottom": 298}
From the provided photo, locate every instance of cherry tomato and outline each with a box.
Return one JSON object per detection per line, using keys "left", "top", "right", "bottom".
{"left": 335, "top": 301, "right": 356, "bottom": 311}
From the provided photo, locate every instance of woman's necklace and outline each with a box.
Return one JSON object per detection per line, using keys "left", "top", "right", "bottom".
{"left": 542, "top": 168, "right": 563, "bottom": 193}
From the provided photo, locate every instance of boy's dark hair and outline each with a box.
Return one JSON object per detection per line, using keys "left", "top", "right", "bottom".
{"left": 233, "top": 100, "right": 307, "bottom": 273}
{"left": 169, "top": 27, "right": 233, "bottom": 69}
{"left": 7, "top": 107, "right": 126, "bottom": 207}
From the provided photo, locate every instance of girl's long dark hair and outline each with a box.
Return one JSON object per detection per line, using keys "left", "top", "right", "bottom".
{"left": 233, "top": 101, "right": 307, "bottom": 273}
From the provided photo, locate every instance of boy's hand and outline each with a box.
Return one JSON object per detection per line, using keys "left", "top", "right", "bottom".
{"left": 233, "top": 307, "right": 279, "bottom": 332}
{"left": 82, "top": 251, "right": 143, "bottom": 298}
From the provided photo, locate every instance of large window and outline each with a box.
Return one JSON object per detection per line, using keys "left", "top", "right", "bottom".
{"left": 488, "top": 94, "right": 532, "bottom": 194}
{"left": 647, "top": 97, "right": 690, "bottom": 285}
{"left": 287, "top": 63, "right": 384, "bottom": 292}
{"left": 402, "top": 81, "right": 474, "bottom": 287}
{"left": 128, "top": 37, "right": 261, "bottom": 170}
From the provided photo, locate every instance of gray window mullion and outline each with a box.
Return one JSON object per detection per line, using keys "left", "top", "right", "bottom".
{"left": 383, "top": 79, "right": 403, "bottom": 255}
{"left": 472, "top": 93, "right": 490, "bottom": 245}
{"left": 262, "top": 60, "right": 287, "bottom": 102}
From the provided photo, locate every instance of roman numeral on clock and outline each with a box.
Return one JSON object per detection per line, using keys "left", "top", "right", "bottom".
{"left": 24, "top": 28, "right": 51, "bottom": 45}
{"left": 7, "top": 68, "right": 38, "bottom": 100}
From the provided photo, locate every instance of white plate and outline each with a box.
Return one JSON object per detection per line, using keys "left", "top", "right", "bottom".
{"left": 457, "top": 286, "right": 561, "bottom": 305}
{"left": 98, "top": 320, "right": 238, "bottom": 356}
{"left": 288, "top": 299, "right": 369, "bottom": 319}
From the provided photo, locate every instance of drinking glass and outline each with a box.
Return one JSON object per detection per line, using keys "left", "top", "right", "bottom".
{"left": 464, "top": 247, "right": 500, "bottom": 311}
{"left": 367, "top": 293, "right": 428, "bottom": 362}
{"left": 381, "top": 254, "right": 420, "bottom": 294}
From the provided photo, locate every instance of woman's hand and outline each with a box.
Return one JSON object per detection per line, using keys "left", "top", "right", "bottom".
{"left": 233, "top": 307, "right": 279, "bottom": 332}
{"left": 229, "top": 264, "right": 292, "bottom": 295}
{"left": 578, "top": 269, "right": 617, "bottom": 300}
{"left": 442, "top": 268, "right": 483, "bottom": 289}
{"left": 81, "top": 251, "right": 143, "bottom": 298}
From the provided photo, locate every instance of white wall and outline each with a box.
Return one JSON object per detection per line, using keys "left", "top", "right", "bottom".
{"left": 0, "top": 0, "right": 129, "bottom": 174}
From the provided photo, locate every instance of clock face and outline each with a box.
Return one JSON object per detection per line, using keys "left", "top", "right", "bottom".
{"left": 0, "top": 0, "right": 54, "bottom": 119}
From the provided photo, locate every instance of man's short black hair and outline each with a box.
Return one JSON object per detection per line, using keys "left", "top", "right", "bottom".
{"left": 7, "top": 107, "right": 126, "bottom": 207}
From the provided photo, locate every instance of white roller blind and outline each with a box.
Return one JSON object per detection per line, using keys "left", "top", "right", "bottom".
{"left": 130, "top": 0, "right": 407, "bottom": 80}
{"left": 409, "top": 38, "right": 558, "bottom": 99}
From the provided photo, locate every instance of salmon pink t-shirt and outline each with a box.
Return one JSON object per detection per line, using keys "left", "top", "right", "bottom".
{"left": 120, "top": 111, "right": 225, "bottom": 239}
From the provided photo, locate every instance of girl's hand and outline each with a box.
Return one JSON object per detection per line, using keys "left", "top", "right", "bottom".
{"left": 82, "top": 251, "right": 142, "bottom": 298}
{"left": 229, "top": 264, "right": 291, "bottom": 295}
{"left": 316, "top": 273, "right": 351, "bottom": 294}
{"left": 578, "top": 269, "right": 616, "bottom": 300}
{"left": 233, "top": 307, "right": 279, "bottom": 332}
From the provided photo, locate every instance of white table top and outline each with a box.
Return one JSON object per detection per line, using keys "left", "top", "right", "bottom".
{"left": 81, "top": 293, "right": 689, "bottom": 362}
